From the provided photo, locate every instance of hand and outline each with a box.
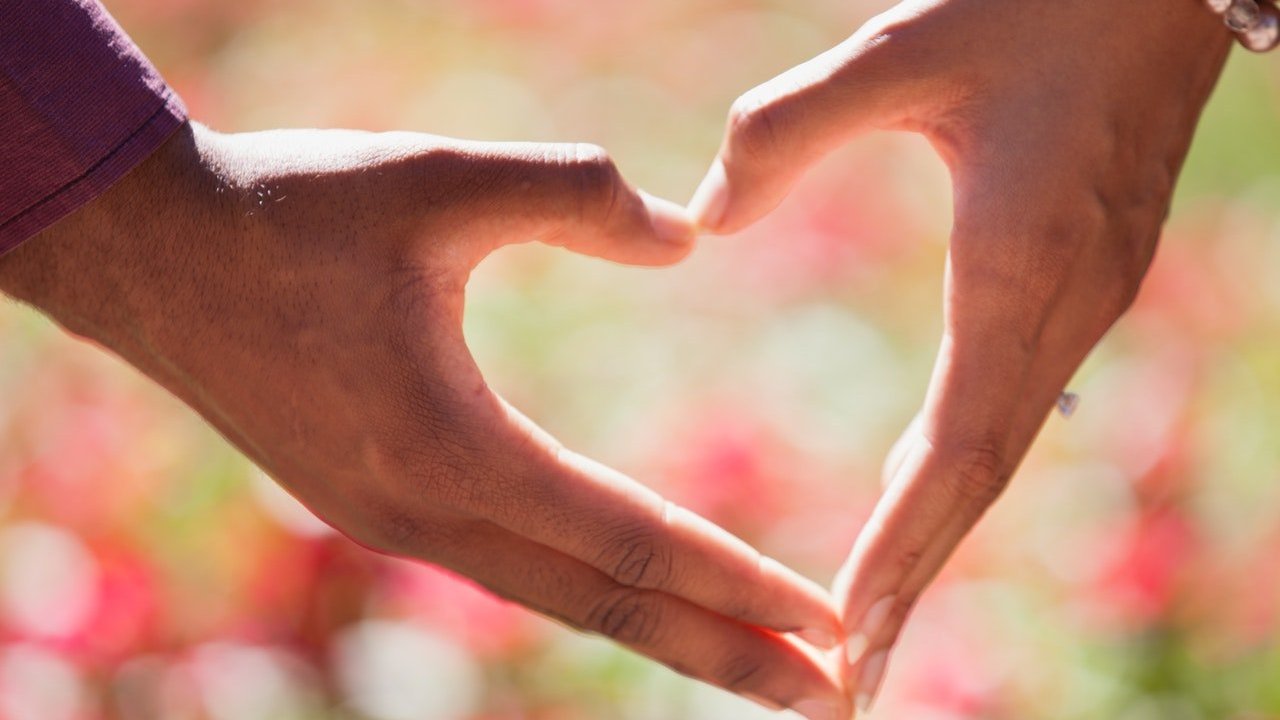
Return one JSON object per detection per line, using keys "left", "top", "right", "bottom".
{"left": 0, "top": 124, "right": 848, "bottom": 716}
{"left": 689, "top": 0, "right": 1232, "bottom": 711}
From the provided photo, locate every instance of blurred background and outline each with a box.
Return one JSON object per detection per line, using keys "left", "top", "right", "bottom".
{"left": 3, "top": 0, "right": 1280, "bottom": 718}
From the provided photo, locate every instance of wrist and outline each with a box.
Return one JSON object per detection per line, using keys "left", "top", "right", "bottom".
{"left": 0, "top": 122, "right": 225, "bottom": 350}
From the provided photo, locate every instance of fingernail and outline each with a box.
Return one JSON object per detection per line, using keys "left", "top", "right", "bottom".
{"left": 687, "top": 158, "right": 729, "bottom": 231}
{"left": 855, "top": 649, "right": 889, "bottom": 715}
{"left": 796, "top": 627, "right": 840, "bottom": 649}
{"left": 846, "top": 596, "right": 895, "bottom": 667}
{"left": 792, "top": 698, "right": 841, "bottom": 720}
{"left": 844, "top": 632, "right": 869, "bottom": 667}
{"left": 639, "top": 190, "right": 696, "bottom": 245}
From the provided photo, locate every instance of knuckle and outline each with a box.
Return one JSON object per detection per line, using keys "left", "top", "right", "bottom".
{"left": 1087, "top": 177, "right": 1160, "bottom": 273}
{"left": 566, "top": 141, "right": 613, "bottom": 169}
{"left": 1106, "top": 235, "right": 1157, "bottom": 321}
{"left": 584, "top": 588, "right": 663, "bottom": 645}
{"left": 936, "top": 440, "right": 1009, "bottom": 504}
{"left": 599, "top": 527, "right": 674, "bottom": 590}
{"left": 560, "top": 142, "right": 624, "bottom": 225}
{"left": 413, "top": 146, "right": 503, "bottom": 211}
{"left": 559, "top": 142, "right": 617, "bottom": 181}
{"left": 1105, "top": 271, "right": 1144, "bottom": 322}
{"left": 725, "top": 92, "right": 784, "bottom": 163}
{"left": 714, "top": 654, "right": 767, "bottom": 693}
{"left": 892, "top": 547, "right": 925, "bottom": 579}
{"left": 1080, "top": 186, "right": 1159, "bottom": 325}
{"left": 887, "top": 595, "right": 916, "bottom": 631}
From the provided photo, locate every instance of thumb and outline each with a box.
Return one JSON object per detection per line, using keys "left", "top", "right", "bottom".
{"left": 456, "top": 141, "right": 697, "bottom": 268}
{"left": 689, "top": 16, "right": 926, "bottom": 235}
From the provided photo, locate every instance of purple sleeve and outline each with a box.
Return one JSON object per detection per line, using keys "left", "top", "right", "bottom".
{"left": 0, "top": 0, "right": 187, "bottom": 257}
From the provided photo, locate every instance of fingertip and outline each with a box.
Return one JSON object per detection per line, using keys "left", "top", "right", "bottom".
{"left": 747, "top": 636, "right": 849, "bottom": 720}
{"left": 687, "top": 157, "right": 730, "bottom": 233}
{"left": 854, "top": 649, "right": 889, "bottom": 714}
{"left": 843, "top": 595, "right": 895, "bottom": 670}
{"left": 796, "top": 627, "right": 841, "bottom": 650}
{"left": 844, "top": 632, "right": 870, "bottom": 668}
{"left": 638, "top": 190, "right": 697, "bottom": 247}
{"left": 758, "top": 556, "right": 844, "bottom": 645}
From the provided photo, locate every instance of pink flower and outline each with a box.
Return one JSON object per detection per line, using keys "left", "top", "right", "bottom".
{"left": 1091, "top": 506, "right": 1199, "bottom": 630}
{"left": 77, "top": 546, "right": 162, "bottom": 664}
{"left": 378, "top": 561, "right": 542, "bottom": 659}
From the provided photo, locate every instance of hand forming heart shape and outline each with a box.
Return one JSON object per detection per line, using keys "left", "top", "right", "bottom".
{"left": 0, "top": 126, "right": 850, "bottom": 717}
{"left": 687, "top": 0, "right": 1231, "bottom": 713}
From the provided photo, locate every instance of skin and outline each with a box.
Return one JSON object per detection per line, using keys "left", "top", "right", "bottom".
{"left": 689, "top": 0, "right": 1234, "bottom": 713}
{"left": 0, "top": 124, "right": 849, "bottom": 717}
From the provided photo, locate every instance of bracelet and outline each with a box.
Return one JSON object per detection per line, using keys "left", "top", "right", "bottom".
{"left": 1206, "top": 0, "right": 1280, "bottom": 52}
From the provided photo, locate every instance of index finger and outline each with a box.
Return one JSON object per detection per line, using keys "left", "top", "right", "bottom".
{"left": 833, "top": 248, "right": 1104, "bottom": 712}
{"left": 441, "top": 391, "right": 845, "bottom": 649}
{"left": 688, "top": 7, "right": 932, "bottom": 234}
{"left": 833, "top": 329, "right": 1036, "bottom": 712}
